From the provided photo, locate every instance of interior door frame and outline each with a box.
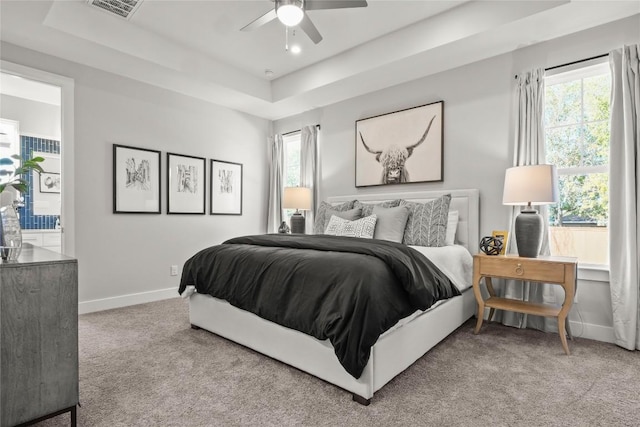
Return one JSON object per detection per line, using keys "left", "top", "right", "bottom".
{"left": 0, "top": 60, "right": 76, "bottom": 256}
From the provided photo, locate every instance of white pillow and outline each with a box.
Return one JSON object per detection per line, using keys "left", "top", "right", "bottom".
{"left": 324, "top": 214, "right": 377, "bottom": 239}
{"left": 445, "top": 210, "right": 459, "bottom": 246}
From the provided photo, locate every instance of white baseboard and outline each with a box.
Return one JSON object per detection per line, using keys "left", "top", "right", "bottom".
{"left": 568, "top": 320, "right": 616, "bottom": 344}
{"left": 79, "top": 287, "right": 180, "bottom": 314}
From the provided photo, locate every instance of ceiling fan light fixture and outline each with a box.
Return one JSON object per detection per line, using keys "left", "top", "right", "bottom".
{"left": 276, "top": 0, "right": 304, "bottom": 27}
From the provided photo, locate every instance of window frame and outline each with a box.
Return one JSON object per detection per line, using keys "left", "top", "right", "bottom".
{"left": 543, "top": 57, "right": 611, "bottom": 269}
{"left": 282, "top": 131, "right": 302, "bottom": 223}
{"left": 283, "top": 131, "right": 301, "bottom": 188}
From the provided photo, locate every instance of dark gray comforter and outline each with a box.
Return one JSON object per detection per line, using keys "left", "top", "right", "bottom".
{"left": 179, "top": 234, "right": 459, "bottom": 378}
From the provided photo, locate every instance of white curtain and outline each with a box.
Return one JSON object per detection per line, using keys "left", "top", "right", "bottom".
{"left": 300, "top": 126, "right": 319, "bottom": 234}
{"left": 608, "top": 45, "right": 640, "bottom": 351}
{"left": 501, "top": 68, "right": 557, "bottom": 331}
{"left": 267, "top": 134, "right": 284, "bottom": 233}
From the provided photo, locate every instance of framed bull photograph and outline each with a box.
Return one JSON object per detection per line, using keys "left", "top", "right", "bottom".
{"left": 355, "top": 101, "right": 444, "bottom": 187}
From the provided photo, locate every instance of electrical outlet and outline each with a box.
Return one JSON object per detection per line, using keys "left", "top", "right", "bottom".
{"left": 170, "top": 265, "right": 178, "bottom": 276}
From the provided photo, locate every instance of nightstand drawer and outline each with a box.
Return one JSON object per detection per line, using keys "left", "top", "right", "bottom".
{"left": 478, "top": 257, "right": 565, "bottom": 283}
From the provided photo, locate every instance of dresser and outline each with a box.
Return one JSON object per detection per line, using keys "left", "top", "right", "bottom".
{"left": 0, "top": 244, "right": 78, "bottom": 427}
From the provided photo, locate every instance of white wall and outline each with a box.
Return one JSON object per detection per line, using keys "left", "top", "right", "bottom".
{"left": 1, "top": 42, "right": 270, "bottom": 312}
{"left": 0, "top": 94, "right": 61, "bottom": 140}
{"left": 274, "top": 15, "right": 640, "bottom": 343}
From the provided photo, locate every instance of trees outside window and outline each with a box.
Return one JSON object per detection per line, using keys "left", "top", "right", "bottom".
{"left": 544, "top": 61, "right": 610, "bottom": 265}
{"left": 283, "top": 132, "right": 301, "bottom": 222}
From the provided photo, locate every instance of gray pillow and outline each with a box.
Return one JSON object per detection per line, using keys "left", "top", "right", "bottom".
{"left": 353, "top": 199, "right": 401, "bottom": 217}
{"left": 372, "top": 205, "right": 411, "bottom": 243}
{"left": 323, "top": 208, "right": 362, "bottom": 233}
{"left": 314, "top": 200, "right": 354, "bottom": 234}
{"left": 401, "top": 194, "right": 452, "bottom": 247}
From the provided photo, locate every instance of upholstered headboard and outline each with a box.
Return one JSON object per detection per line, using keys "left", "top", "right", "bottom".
{"left": 327, "top": 189, "right": 480, "bottom": 253}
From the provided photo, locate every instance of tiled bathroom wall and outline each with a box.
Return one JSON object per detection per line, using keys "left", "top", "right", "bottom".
{"left": 19, "top": 135, "right": 60, "bottom": 229}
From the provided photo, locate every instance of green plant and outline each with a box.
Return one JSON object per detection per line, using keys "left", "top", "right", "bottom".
{"left": 0, "top": 154, "right": 45, "bottom": 194}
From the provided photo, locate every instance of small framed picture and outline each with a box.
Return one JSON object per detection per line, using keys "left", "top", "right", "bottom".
{"left": 492, "top": 230, "right": 509, "bottom": 255}
{"left": 39, "top": 172, "right": 61, "bottom": 193}
{"left": 113, "top": 144, "right": 161, "bottom": 214}
{"left": 210, "top": 159, "right": 242, "bottom": 215}
{"left": 167, "top": 153, "right": 206, "bottom": 215}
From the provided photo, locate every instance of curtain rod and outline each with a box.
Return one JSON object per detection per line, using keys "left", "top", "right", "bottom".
{"left": 514, "top": 53, "right": 608, "bottom": 79}
{"left": 545, "top": 53, "right": 608, "bottom": 71}
{"left": 281, "top": 124, "right": 320, "bottom": 136}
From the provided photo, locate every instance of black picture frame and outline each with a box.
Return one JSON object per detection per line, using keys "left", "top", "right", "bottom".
{"left": 113, "top": 144, "right": 161, "bottom": 214}
{"left": 210, "top": 159, "right": 243, "bottom": 215}
{"left": 166, "top": 152, "right": 206, "bottom": 215}
{"left": 39, "top": 172, "right": 61, "bottom": 194}
{"left": 355, "top": 100, "right": 444, "bottom": 187}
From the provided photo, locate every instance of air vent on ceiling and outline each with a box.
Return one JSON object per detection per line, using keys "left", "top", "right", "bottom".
{"left": 87, "top": 0, "right": 143, "bottom": 20}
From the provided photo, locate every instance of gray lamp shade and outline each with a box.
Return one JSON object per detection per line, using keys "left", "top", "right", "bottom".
{"left": 503, "top": 165, "right": 559, "bottom": 258}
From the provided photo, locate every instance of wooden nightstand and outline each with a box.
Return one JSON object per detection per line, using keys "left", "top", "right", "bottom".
{"left": 472, "top": 254, "right": 578, "bottom": 355}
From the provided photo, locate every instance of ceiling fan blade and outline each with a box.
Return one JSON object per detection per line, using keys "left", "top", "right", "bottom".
{"left": 305, "top": 0, "right": 368, "bottom": 11}
{"left": 299, "top": 13, "right": 323, "bottom": 44}
{"left": 240, "top": 8, "right": 277, "bottom": 31}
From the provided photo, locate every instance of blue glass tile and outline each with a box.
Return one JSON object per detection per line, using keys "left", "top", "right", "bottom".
{"left": 17, "top": 136, "right": 62, "bottom": 230}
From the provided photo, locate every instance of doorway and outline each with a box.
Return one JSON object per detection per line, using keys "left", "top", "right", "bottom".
{"left": 0, "top": 61, "right": 75, "bottom": 256}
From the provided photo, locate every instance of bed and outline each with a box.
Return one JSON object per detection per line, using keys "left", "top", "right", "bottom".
{"left": 182, "top": 189, "right": 479, "bottom": 405}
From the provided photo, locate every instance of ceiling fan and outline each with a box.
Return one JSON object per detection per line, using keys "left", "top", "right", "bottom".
{"left": 241, "top": 0, "right": 368, "bottom": 44}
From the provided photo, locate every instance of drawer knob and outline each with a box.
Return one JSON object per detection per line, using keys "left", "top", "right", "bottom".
{"left": 515, "top": 263, "right": 524, "bottom": 276}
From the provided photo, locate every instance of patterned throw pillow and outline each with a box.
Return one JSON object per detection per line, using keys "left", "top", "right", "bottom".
{"left": 324, "top": 214, "right": 378, "bottom": 239}
{"left": 353, "top": 199, "right": 401, "bottom": 217}
{"left": 314, "top": 200, "right": 355, "bottom": 234}
{"left": 401, "top": 194, "right": 452, "bottom": 247}
{"left": 324, "top": 208, "right": 362, "bottom": 232}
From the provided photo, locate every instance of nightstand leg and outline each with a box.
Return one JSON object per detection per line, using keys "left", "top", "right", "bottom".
{"left": 474, "top": 303, "right": 485, "bottom": 334}
{"left": 472, "top": 264, "right": 485, "bottom": 334}
{"left": 558, "top": 315, "right": 571, "bottom": 355}
{"left": 485, "top": 277, "right": 496, "bottom": 322}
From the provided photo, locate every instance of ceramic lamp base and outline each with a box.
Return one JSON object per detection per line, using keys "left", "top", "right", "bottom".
{"left": 515, "top": 209, "right": 542, "bottom": 258}
{"left": 290, "top": 212, "right": 306, "bottom": 234}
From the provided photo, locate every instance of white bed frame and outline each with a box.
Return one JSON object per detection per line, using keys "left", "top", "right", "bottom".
{"left": 189, "top": 189, "right": 479, "bottom": 404}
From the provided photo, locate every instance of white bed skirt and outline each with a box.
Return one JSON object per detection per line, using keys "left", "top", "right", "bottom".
{"left": 189, "top": 287, "right": 476, "bottom": 402}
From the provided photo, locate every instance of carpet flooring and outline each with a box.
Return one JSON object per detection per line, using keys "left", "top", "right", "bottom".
{"left": 35, "top": 298, "right": 639, "bottom": 427}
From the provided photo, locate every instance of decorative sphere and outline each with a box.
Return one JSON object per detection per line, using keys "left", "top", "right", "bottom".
{"left": 479, "top": 236, "right": 503, "bottom": 255}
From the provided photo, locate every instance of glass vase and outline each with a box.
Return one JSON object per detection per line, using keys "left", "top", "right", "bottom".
{"left": 0, "top": 205, "right": 22, "bottom": 261}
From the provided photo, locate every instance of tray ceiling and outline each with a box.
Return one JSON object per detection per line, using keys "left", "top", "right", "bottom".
{"left": 1, "top": 0, "right": 638, "bottom": 120}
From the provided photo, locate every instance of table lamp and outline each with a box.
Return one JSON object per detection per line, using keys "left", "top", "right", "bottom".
{"left": 502, "top": 164, "right": 559, "bottom": 258}
{"left": 283, "top": 186, "right": 311, "bottom": 234}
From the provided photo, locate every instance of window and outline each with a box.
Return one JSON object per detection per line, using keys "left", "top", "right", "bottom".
{"left": 544, "top": 60, "right": 611, "bottom": 265}
{"left": 0, "top": 118, "right": 20, "bottom": 187}
{"left": 284, "top": 132, "right": 301, "bottom": 187}
{"left": 283, "top": 132, "right": 301, "bottom": 221}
